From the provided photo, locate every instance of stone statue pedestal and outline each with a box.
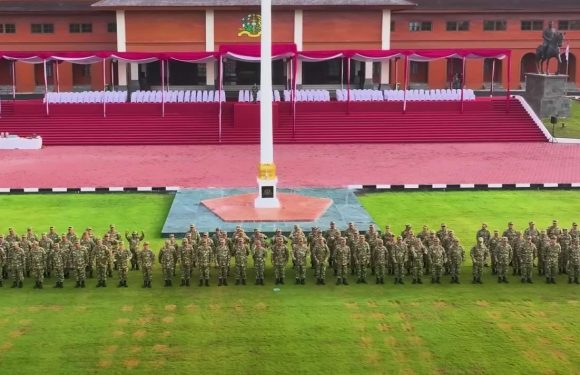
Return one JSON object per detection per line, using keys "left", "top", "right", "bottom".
{"left": 524, "top": 74, "right": 570, "bottom": 118}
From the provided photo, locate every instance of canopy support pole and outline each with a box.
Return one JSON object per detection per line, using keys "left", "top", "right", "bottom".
{"left": 111, "top": 60, "right": 115, "bottom": 92}
{"left": 218, "top": 57, "right": 223, "bottom": 143}
{"left": 161, "top": 59, "right": 165, "bottom": 117}
{"left": 395, "top": 58, "right": 398, "bottom": 90}
{"left": 506, "top": 54, "right": 511, "bottom": 113}
{"left": 43, "top": 60, "right": 49, "bottom": 116}
{"left": 102, "top": 58, "right": 107, "bottom": 118}
{"left": 340, "top": 58, "right": 344, "bottom": 90}
{"left": 346, "top": 57, "right": 351, "bottom": 114}
{"left": 11, "top": 61, "right": 16, "bottom": 100}
{"left": 490, "top": 59, "right": 495, "bottom": 97}
{"left": 460, "top": 57, "right": 466, "bottom": 114}
{"left": 55, "top": 62, "right": 60, "bottom": 93}
{"left": 402, "top": 56, "right": 408, "bottom": 114}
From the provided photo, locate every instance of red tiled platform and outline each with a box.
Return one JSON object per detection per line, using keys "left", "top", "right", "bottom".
{"left": 201, "top": 193, "right": 333, "bottom": 222}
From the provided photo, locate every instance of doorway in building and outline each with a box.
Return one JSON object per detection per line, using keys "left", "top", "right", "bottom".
{"left": 72, "top": 64, "right": 92, "bottom": 87}
{"left": 483, "top": 58, "right": 502, "bottom": 85}
{"left": 409, "top": 61, "right": 428, "bottom": 87}
{"left": 34, "top": 62, "right": 54, "bottom": 87}
{"left": 520, "top": 53, "right": 537, "bottom": 82}
{"left": 222, "top": 60, "right": 285, "bottom": 86}
{"left": 446, "top": 58, "right": 463, "bottom": 88}
{"left": 302, "top": 58, "right": 344, "bottom": 86}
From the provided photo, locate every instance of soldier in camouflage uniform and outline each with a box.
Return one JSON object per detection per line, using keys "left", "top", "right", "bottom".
{"left": 167, "top": 234, "right": 179, "bottom": 277}
{"left": 39, "top": 233, "right": 53, "bottom": 278}
{"left": 125, "top": 230, "right": 145, "bottom": 271}
{"left": 60, "top": 234, "right": 72, "bottom": 279}
{"left": 335, "top": 237, "right": 351, "bottom": 285}
{"left": 417, "top": 225, "right": 430, "bottom": 243}
{"left": 94, "top": 238, "right": 112, "bottom": 288}
{"left": 488, "top": 230, "right": 501, "bottom": 275}
{"left": 524, "top": 221, "right": 540, "bottom": 248}
{"left": 179, "top": 238, "right": 195, "bottom": 287}
{"left": 547, "top": 220, "right": 562, "bottom": 238}
{"left": 567, "top": 237, "right": 580, "bottom": 284}
{"left": 325, "top": 222, "right": 341, "bottom": 271}
{"left": 108, "top": 239, "right": 119, "bottom": 276}
{"left": 476, "top": 223, "right": 491, "bottom": 248}
{"left": 366, "top": 225, "right": 380, "bottom": 275}
{"left": 374, "top": 239, "right": 388, "bottom": 284}
{"left": 558, "top": 228, "right": 571, "bottom": 274}
{"left": 80, "top": 231, "right": 95, "bottom": 278}
{"left": 0, "top": 235, "right": 8, "bottom": 281}
{"left": 6, "top": 227, "right": 18, "bottom": 244}
{"left": 502, "top": 222, "right": 517, "bottom": 245}
{"left": 47, "top": 226, "right": 60, "bottom": 245}
{"left": 216, "top": 237, "right": 231, "bottom": 286}
{"left": 116, "top": 242, "right": 132, "bottom": 287}
{"left": 272, "top": 237, "right": 289, "bottom": 285}
{"left": 186, "top": 224, "right": 202, "bottom": 247}
{"left": 354, "top": 234, "right": 370, "bottom": 284}
{"left": 9, "top": 243, "right": 25, "bottom": 288}
{"left": 197, "top": 237, "right": 213, "bottom": 287}
{"left": 313, "top": 236, "right": 329, "bottom": 285}
{"left": 30, "top": 242, "right": 47, "bottom": 289}
{"left": 292, "top": 237, "right": 309, "bottom": 285}
{"left": 52, "top": 243, "right": 65, "bottom": 288}
{"left": 544, "top": 237, "right": 561, "bottom": 284}
{"left": 409, "top": 235, "right": 425, "bottom": 284}
{"left": 252, "top": 239, "right": 267, "bottom": 285}
{"left": 569, "top": 222, "right": 580, "bottom": 240}
{"left": 139, "top": 242, "right": 154, "bottom": 288}
{"left": 496, "top": 237, "right": 512, "bottom": 283}
{"left": 19, "top": 235, "right": 31, "bottom": 277}
{"left": 70, "top": 241, "right": 88, "bottom": 288}
{"left": 429, "top": 238, "right": 446, "bottom": 284}
{"left": 436, "top": 224, "right": 449, "bottom": 244}
{"left": 537, "top": 230, "right": 550, "bottom": 276}
{"left": 511, "top": 232, "right": 524, "bottom": 276}
{"left": 448, "top": 238, "right": 464, "bottom": 284}
{"left": 344, "top": 222, "right": 359, "bottom": 275}
{"left": 159, "top": 240, "right": 175, "bottom": 287}
{"left": 66, "top": 226, "right": 78, "bottom": 244}
{"left": 232, "top": 237, "right": 249, "bottom": 285}
{"left": 519, "top": 236, "right": 536, "bottom": 284}
{"left": 392, "top": 236, "right": 407, "bottom": 285}
{"left": 470, "top": 237, "right": 488, "bottom": 284}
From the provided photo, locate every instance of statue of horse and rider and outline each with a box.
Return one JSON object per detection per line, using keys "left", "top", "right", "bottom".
{"left": 536, "top": 22, "right": 564, "bottom": 74}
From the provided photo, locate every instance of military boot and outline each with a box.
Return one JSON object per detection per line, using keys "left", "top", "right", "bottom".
{"left": 376, "top": 278, "right": 380, "bottom": 284}
{"left": 412, "top": 279, "right": 417, "bottom": 284}
{"left": 527, "top": 277, "right": 533, "bottom": 284}
{"left": 503, "top": 277, "right": 509, "bottom": 283}
{"left": 431, "top": 278, "right": 436, "bottom": 284}
{"left": 180, "top": 279, "right": 185, "bottom": 287}
{"left": 38, "top": 282, "right": 43, "bottom": 289}
{"left": 381, "top": 278, "right": 385, "bottom": 284}
{"left": 477, "top": 277, "right": 482, "bottom": 284}
{"left": 147, "top": 281, "right": 152, "bottom": 288}
{"left": 301, "top": 278, "right": 305, "bottom": 285}
{"left": 455, "top": 278, "right": 460, "bottom": 284}
{"left": 99, "top": 281, "right": 103, "bottom": 288}
{"left": 142, "top": 281, "right": 147, "bottom": 288}
{"left": 336, "top": 278, "right": 342, "bottom": 285}
{"left": 295, "top": 278, "right": 300, "bottom": 285}
{"left": 75, "top": 281, "right": 80, "bottom": 288}
{"left": 123, "top": 280, "right": 128, "bottom": 288}
{"left": 205, "top": 279, "right": 210, "bottom": 287}
{"left": 33, "top": 281, "right": 38, "bottom": 289}
{"left": 185, "top": 279, "right": 190, "bottom": 286}
{"left": 546, "top": 277, "right": 551, "bottom": 284}
{"left": 199, "top": 279, "right": 204, "bottom": 287}
{"left": 342, "top": 278, "right": 348, "bottom": 285}
{"left": 418, "top": 278, "right": 423, "bottom": 284}
{"left": 551, "top": 277, "right": 556, "bottom": 284}
{"left": 19, "top": 280, "right": 25, "bottom": 288}
{"left": 498, "top": 277, "right": 502, "bottom": 283}
{"left": 219, "top": 278, "right": 223, "bottom": 286}
{"left": 569, "top": 278, "right": 573, "bottom": 284}
{"left": 575, "top": 277, "right": 579, "bottom": 284}
{"left": 222, "top": 279, "right": 228, "bottom": 286}
{"left": 321, "top": 279, "right": 325, "bottom": 285}
{"left": 118, "top": 280, "right": 123, "bottom": 288}
{"left": 54, "top": 282, "right": 60, "bottom": 288}
{"left": 279, "top": 278, "right": 284, "bottom": 285}
{"left": 472, "top": 277, "right": 477, "bottom": 284}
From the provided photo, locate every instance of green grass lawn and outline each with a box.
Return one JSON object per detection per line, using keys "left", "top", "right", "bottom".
{"left": 0, "top": 192, "right": 578, "bottom": 375}
{"left": 545, "top": 100, "right": 580, "bottom": 138}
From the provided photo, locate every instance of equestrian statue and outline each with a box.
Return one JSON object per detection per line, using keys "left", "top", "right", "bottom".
{"left": 536, "top": 21, "right": 564, "bottom": 74}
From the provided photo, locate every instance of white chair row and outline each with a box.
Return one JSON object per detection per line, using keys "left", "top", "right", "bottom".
{"left": 44, "top": 91, "right": 127, "bottom": 104}
{"left": 336, "top": 89, "right": 384, "bottom": 102}
{"left": 282, "top": 89, "right": 331, "bottom": 102}
{"left": 130, "top": 90, "right": 225, "bottom": 103}
{"left": 238, "top": 90, "right": 284, "bottom": 103}
{"left": 384, "top": 89, "right": 476, "bottom": 102}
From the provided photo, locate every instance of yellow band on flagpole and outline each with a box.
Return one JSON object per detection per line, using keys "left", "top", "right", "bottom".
{"left": 258, "top": 163, "right": 277, "bottom": 180}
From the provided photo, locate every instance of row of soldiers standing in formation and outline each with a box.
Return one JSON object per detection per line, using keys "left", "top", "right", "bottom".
{"left": 473, "top": 220, "right": 580, "bottom": 284}
{"left": 1, "top": 220, "right": 578, "bottom": 289}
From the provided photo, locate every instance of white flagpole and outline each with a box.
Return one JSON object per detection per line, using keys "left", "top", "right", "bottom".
{"left": 43, "top": 60, "right": 49, "bottom": 116}
{"left": 102, "top": 58, "right": 107, "bottom": 118}
{"left": 11, "top": 61, "right": 16, "bottom": 100}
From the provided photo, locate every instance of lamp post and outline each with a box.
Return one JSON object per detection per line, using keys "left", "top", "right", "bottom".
{"left": 254, "top": 0, "right": 280, "bottom": 208}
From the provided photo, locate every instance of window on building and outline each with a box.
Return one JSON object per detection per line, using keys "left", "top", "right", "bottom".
{"left": 446, "top": 21, "right": 470, "bottom": 31}
{"left": 559, "top": 20, "right": 580, "bottom": 30}
{"left": 483, "top": 20, "right": 507, "bottom": 31}
{"left": 81, "top": 65, "right": 91, "bottom": 78}
{"left": 0, "top": 23, "right": 16, "bottom": 33}
{"left": 409, "top": 21, "right": 432, "bottom": 32}
{"left": 69, "top": 23, "right": 92, "bottom": 33}
{"left": 521, "top": 20, "right": 544, "bottom": 31}
{"left": 31, "top": 23, "right": 54, "bottom": 33}
{"left": 107, "top": 22, "right": 117, "bottom": 33}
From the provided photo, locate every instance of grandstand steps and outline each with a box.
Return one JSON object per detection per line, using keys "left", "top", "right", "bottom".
{"left": 0, "top": 98, "right": 547, "bottom": 145}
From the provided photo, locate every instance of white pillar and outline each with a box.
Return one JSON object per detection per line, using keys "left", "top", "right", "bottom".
{"left": 130, "top": 63, "right": 139, "bottom": 81}
{"left": 115, "top": 10, "right": 129, "bottom": 88}
{"left": 294, "top": 9, "right": 303, "bottom": 85}
{"left": 381, "top": 9, "right": 391, "bottom": 86}
{"left": 255, "top": 0, "right": 279, "bottom": 208}
{"left": 205, "top": 9, "right": 215, "bottom": 87}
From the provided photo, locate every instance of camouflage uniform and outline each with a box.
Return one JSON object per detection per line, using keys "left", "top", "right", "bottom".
{"left": 488, "top": 232, "right": 501, "bottom": 275}
{"left": 70, "top": 242, "right": 88, "bottom": 288}
{"left": 216, "top": 240, "right": 231, "bottom": 286}
{"left": 252, "top": 241, "right": 267, "bottom": 285}
{"left": 60, "top": 236, "right": 72, "bottom": 279}
{"left": 366, "top": 225, "right": 380, "bottom": 275}
{"left": 569, "top": 223, "right": 580, "bottom": 240}
{"left": 138, "top": 244, "right": 155, "bottom": 288}
{"left": 511, "top": 232, "right": 524, "bottom": 276}
{"left": 179, "top": 239, "right": 195, "bottom": 286}
{"left": 313, "top": 237, "right": 329, "bottom": 285}
{"left": 51, "top": 244, "right": 65, "bottom": 288}
{"left": 292, "top": 239, "right": 309, "bottom": 284}
{"left": 429, "top": 240, "right": 446, "bottom": 284}
{"left": 448, "top": 239, "right": 464, "bottom": 283}
{"left": 94, "top": 240, "right": 113, "bottom": 287}
{"left": 159, "top": 242, "right": 175, "bottom": 287}
{"left": 354, "top": 236, "right": 370, "bottom": 283}
{"left": 558, "top": 229, "right": 571, "bottom": 274}
{"left": 547, "top": 221, "right": 562, "bottom": 239}
{"left": 537, "top": 232, "right": 550, "bottom": 276}
{"left": 476, "top": 224, "right": 491, "bottom": 248}
{"left": 392, "top": 238, "right": 408, "bottom": 284}
{"left": 38, "top": 235, "right": 53, "bottom": 278}
{"left": 197, "top": 240, "right": 213, "bottom": 286}
{"left": 519, "top": 238, "right": 536, "bottom": 283}
{"left": 408, "top": 236, "right": 425, "bottom": 284}
{"left": 125, "top": 231, "right": 144, "bottom": 271}
{"left": 334, "top": 238, "right": 351, "bottom": 285}
{"left": 470, "top": 240, "right": 488, "bottom": 283}
{"left": 495, "top": 238, "right": 513, "bottom": 283}
{"left": 544, "top": 239, "right": 561, "bottom": 283}
{"left": 30, "top": 243, "right": 47, "bottom": 289}
{"left": 19, "top": 236, "right": 31, "bottom": 277}
{"left": 116, "top": 244, "right": 132, "bottom": 287}
{"left": 344, "top": 223, "right": 359, "bottom": 275}
{"left": 80, "top": 233, "right": 95, "bottom": 278}
{"left": 567, "top": 239, "right": 580, "bottom": 284}
{"left": 271, "top": 238, "right": 289, "bottom": 285}
{"left": 373, "top": 240, "right": 388, "bottom": 284}
{"left": 9, "top": 244, "right": 26, "bottom": 288}
{"left": 325, "top": 223, "right": 341, "bottom": 269}
{"left": 0, "top": 241, "right": 5, "bottom": 287}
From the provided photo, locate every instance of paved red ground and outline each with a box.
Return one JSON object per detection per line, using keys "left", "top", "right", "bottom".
{"left": 1, "top": 143, "right": 580, "bottom": 188}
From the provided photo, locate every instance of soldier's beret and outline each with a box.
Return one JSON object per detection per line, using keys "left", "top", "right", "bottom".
{"left": 508, "top": 222, "right": 513, "bottom": 225}
{"left": 553, "top": 219, "right": 558, "bottom": 223}
{"left": 68, "top": 226, "right": 73, "bottom": 229}
{"left": 574, "top": 222, "right": 578, "bottom": 226}
{"left": 49, "top": 226, "right": 54, "bottom": 229}
{"left": 529, "top": 221, "right": 535, "bottom": 225}
{"left": 143, "top": 241, "right": 149, "bottom": 245}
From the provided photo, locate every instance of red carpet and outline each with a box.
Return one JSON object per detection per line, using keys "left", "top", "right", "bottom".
{"left": 0, "top": 98, "right": 547, "bottom": 145}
